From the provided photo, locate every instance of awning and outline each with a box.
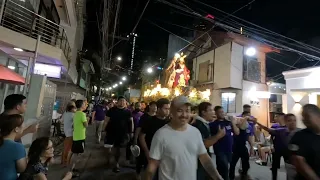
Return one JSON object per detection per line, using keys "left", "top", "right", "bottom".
{"left": 0, "top": 65, "right": 25, "bottom": 85}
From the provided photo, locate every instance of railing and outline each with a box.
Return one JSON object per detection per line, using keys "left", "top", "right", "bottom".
{"left": 0, "top": 0, "right": 72, "bottom": 61}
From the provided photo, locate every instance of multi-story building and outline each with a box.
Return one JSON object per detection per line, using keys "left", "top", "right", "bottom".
{"left": 189, "top": 31, "right": 279, "bottom": 126}
{"left": 0, "top": 0, "right": 92, "bottom": 111}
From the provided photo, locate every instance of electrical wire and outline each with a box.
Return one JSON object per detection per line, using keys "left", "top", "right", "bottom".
{"left": 132, "top": 0, "right": 151, "bottom": 33}
{"left": 190, "top": 0, "right": 320, "bottom": 53}
{"left": 147, "top": 20, "right": 206, "bottom": 50}
{"left": 162, "top": 0, "right": 320, "bottom": 61}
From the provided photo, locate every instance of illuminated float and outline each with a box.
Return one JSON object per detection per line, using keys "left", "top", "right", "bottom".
{"left": 143, "top": 53, "right": 211, "bottom": 104}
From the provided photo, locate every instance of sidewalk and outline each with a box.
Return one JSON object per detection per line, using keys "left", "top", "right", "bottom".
{"left": 47, "top": 124, "right": 286, "bottom": 180}
{"left": 47, "top": 125, "right": 137, "bottom": 180}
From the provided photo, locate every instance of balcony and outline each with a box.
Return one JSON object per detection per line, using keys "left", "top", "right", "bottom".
{"left": 0, "top": 0, "right": 71, "bottom": 61}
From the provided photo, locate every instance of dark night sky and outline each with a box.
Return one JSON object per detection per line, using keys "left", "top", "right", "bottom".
{"left": 84, "top": 0, "right": 320, "bottom": 86}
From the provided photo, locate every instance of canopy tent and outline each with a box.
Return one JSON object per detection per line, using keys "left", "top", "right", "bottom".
{"left": 0, "top": 65, "right": 25, "bottom": 85}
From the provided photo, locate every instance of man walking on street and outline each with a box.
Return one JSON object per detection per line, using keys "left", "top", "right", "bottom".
{"left": 139, "top": 99, "right": 170, "bottom": 171}
{"left": 103, "top": 96, "right": 134, "bottom": 173}
{"left": 210, "top": 106, "right": 240, "bottom": 180}
{"left": 193, "top": 102, "right": 225, "bottom": 180}
{"left": 145, "top": 96, "right": 222, "bottom": 180}
{"left": 229, "top": 111, "right": 253, "bottom": 180}
{"left": 70, "top": 100, "right": 88, "bottom": 176}
{"left": 92, "top": 100, "right": 107, "bottom": 144}
{"left": 289, "top": 104, "right": 320, "bottom": 180}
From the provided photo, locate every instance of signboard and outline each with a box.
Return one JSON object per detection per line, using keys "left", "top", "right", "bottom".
{"left": 34, "top": 63, "right": 61, "bottom": 78}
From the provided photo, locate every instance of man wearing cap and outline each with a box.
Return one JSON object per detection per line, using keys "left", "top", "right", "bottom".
{"left": 145, "top": 96, "right": 222, "bottom": 180}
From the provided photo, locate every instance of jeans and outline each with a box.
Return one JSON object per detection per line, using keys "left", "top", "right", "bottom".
{"left": 94, "top": 121, "right": 104, "bottom": 142}
{"left": 215, "top": 152, "right": 232, "bottom": 180}
{"left": 272, "top": 150, "right": 287, "bottom": 180}
{"left": 229, "top": 146, "right": 250, "bottom": 180}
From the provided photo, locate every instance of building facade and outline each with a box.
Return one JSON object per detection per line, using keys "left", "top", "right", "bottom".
{"left": 191, "top": 32, "right": 278, "bottom": 126}
{"left": 0, "top": 0, "right": 93, "bottom": 99}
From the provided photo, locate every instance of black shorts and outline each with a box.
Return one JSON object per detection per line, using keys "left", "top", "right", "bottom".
{"left": 72, "top": 140, "right": 85, "bottom": 154}
{"left": 105, "top": 133, "right": 129, "bottom": 148}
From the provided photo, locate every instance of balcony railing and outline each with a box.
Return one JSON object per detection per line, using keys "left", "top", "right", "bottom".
{"left": 0, "top": 0, "right": 71, "bottom": 61}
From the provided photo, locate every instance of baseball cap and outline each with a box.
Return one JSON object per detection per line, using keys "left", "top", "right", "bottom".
{"left": 171, "top": 96, "right": 192, "bottom": 108}
{"left": 130, "top": 145, "right": 140, "bottom": 157}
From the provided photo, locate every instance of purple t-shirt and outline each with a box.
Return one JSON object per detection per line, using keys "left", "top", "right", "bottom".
{"left": 237, "top": 115, "right": 255, "bottom": 136}
{"left": 132, "top": 110, "right": 144, "bottom": 128}
{"left": 210, "top": 119, "right": 234, "bottom": 153}
{"left": 271, "top": 126, "right": 288, "bottom": 151}
{"left": 93, "top": 105, "right": 106, "bottom": 121}
{"left": 233, "top": 124, "right": 253, "bottom": 147}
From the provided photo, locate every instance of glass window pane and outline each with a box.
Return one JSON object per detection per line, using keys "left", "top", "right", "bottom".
{"left": 221, "top": 93, "right": 236, "bottom": 113}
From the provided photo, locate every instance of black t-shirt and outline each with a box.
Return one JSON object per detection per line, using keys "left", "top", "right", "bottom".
{"left": 140, "top": 116, "right": 168, "bottom": 148}
{"left": 138, "top": 113, "right": 152, "bottom": 128}
{"left": 192, "top": 119, "right": 211, "bottom": 155}
{"left": 289, "top": 128, "right": 320, "bottom": 180}
{"left": 106, "top": 107, "right": 132, "bottom": 135}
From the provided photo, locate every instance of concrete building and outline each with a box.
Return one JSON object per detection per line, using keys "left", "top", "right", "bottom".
{"left": 190, "top": 31, "right": 278, "bottom": 126}
{"left": 0, "top": 0, "right": 92, "bottom": 111}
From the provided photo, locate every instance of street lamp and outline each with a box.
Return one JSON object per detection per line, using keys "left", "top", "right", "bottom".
{"left": 119, "top": 81, "right": 123, "bottom": 85}
{"left": 117, "top": 56, "right": 122, "bottom": 61}
{"left": 245, "top": 47, "right": 256, "bottom": 56}
{"left": 122, "top": 76, "right": 127, "bottom": 81}
{"left": 147, "top": 67, "right": 153, "bottom": 73}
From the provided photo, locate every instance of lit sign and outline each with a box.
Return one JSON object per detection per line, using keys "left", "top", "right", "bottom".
{"left": 34, "top": 63, "right": 61, "bottom": 78}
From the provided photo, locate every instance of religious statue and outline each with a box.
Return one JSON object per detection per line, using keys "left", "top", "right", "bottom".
{"left": 165, "top": 52, "right": 190, "bottom": 89}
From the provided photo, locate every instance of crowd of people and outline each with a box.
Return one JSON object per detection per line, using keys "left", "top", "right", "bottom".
{"left": 0, "top": 93, "right": 320, "bottom": 180}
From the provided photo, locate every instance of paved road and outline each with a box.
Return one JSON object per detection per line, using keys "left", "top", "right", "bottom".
{"left": 48, "top": 125, "right": 286, "bottom": 180}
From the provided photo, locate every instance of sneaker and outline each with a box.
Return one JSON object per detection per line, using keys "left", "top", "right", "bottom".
{"left": 112, "top": 166, "right": 120, "bottom": 173}
{"left": 255, "top": 160, "right": 267, "bottom": 166}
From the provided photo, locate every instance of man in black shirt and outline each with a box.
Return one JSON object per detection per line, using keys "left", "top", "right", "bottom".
{"left": 134, "top": 101, "right": 157, "bottom": 176}
{"left": 103, "top": 96, "right": 134, "bottom": 173}
{"left": 289, "top": 104, "right": 320, "bottom": 180}
{"left": 139, "top": 98, "right": 170, "bottom": 165}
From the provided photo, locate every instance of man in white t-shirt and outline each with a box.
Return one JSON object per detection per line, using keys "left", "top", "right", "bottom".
{"left": 145, "top": 96, "right": 222, "bottom": 180}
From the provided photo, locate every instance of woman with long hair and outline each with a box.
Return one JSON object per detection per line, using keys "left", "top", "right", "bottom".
{"left": 61, "top": 103, "right": 76, "bottom": 166}
{"left": 0, "top": 114, "right": 26, "bottom": 180}
{"left": 19, "top": 137, "right": 72, "bottom": 180}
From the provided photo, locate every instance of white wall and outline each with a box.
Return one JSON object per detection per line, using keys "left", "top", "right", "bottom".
{"left": 283, "top": 67, "right": 320, "bottom": 128}
{"left": 214, "top": 42, "right": 232, "bottom": 88}
{"left": 242, "top": 80, "right": 269, "bottom": 126}
{"left": 230, "top": 42, "right": 243, "bottom": 89}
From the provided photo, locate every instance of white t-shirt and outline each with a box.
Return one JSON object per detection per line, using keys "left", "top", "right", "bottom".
{"left": 150, "top": 124, "right": 207, "bottom": 180}
{"left": 62, "top": 112, "right": 74, "bottom": 137}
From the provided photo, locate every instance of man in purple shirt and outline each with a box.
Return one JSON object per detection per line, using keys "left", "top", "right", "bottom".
{"left": 92, "top": 100, "right": 107, "bottom": 143}
{"left": 210, "top": 106, "right": 240, "bottom": 180}
{"left": 255, "top": 112, "right": 288, "bottom": 180}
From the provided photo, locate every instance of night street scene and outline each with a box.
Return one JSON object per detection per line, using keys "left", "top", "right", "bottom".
{"left": 0, "top": 0, "right": 320, "bottom": 180}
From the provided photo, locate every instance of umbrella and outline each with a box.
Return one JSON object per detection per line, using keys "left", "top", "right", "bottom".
{"left": 0, "top": 65, "right": 25, "bottom": 85}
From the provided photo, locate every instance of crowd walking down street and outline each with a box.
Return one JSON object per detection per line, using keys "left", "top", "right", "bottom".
{"left": 0, "top": 93, "right": 320, "bottom": 180}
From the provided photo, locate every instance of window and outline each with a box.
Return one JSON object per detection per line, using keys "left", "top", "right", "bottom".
{"left": 198, "top": 61, "right": 210, "bottom": 82}
{"left": 221, "top": 92, "right": 236, "bottom": 113}
{"left": 243, "top": 56, "right": 261, "bottom": 82}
